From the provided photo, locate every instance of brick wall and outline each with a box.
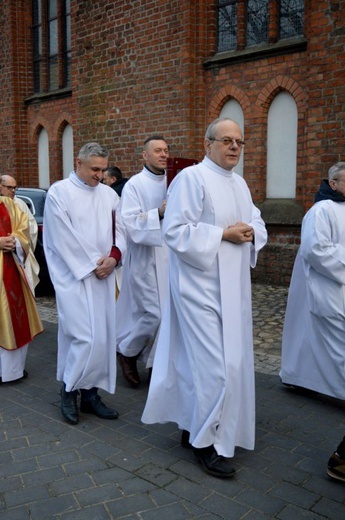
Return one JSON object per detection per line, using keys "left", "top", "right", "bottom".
{"left": 71, "top": 0, "right": 208, "bottom": 175}
{"left": 0, "top": 1, "right": 344, "bottom": 285}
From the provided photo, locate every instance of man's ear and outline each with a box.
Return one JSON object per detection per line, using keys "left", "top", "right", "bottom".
{"left": 204, "top": 139, "right": 211, "bottom": 155}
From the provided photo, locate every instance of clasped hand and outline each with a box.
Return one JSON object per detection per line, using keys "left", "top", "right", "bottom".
{"left": 0, "top": 234, "right": 16, "bottom": 252}
{"left": 94, "top": 256, "right": 117, "bottom": 280}
{"left": 222, "top": 221, "right": 254, "bottom": 244}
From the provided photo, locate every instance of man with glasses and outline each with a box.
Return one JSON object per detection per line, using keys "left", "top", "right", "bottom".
{"left": 281, "top": 162, "right": 345, "bottom": 404}
{"left": 0, "top": 175, "right": 39, "bottom": 293}
{"left": 142, "top": 118, "right": 267, "bottom": 478}
{"left": 0, "top": 173, "right": 43, "bottom": 383}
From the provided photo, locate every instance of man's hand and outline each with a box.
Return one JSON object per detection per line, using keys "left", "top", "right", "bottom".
{"left": 158, "top": 200, "right": 167, "bottom": 219}
{"left": 222, "top": 222, "right": 254, "bottom": 244}
{"left": 0, "top": 234, "right": 16, "bottom": 252}
{"left": 94, "top": 256, "right": 117, "bottom": 279}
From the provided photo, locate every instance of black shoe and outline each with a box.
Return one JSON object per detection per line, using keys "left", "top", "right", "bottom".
{"left": 61, "top": 383, "right": 79, "bottom": 425}
{"left": 181, "top": 430, "right": 192, "bottom": 449}
{"left": 117, "top": 352, "right": 140, "bottom": 388}
{"left": 80, "top": 393, "right": 119, "bottom": 419}
{"left": 193, "top": 445, "right": 236, "bottom": 478}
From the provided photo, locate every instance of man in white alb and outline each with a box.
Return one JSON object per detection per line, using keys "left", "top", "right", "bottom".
{"left": 116, "top": 135, "right": 169, "bottom": 387}
{"left": 280, "top": 161, "right": 345, "bottom": 401}
{"left": 142, "top": 118, "right": 267, "bottom": 478}
{"left": 44, "top": 142, "right": 126, "bottom": 425}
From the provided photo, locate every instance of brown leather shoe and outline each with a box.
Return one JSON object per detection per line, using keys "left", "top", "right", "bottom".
{"left": 117, "top": 352, "right": 140, "bottom": 388}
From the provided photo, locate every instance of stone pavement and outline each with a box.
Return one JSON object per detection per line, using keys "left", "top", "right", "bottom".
{"left": 1, "top": 284, "right": 344, "bottom": 519}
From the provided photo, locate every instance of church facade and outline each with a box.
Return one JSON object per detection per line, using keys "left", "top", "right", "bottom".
{"left": 0, "top": 1, "right": 344, "bottom": 284}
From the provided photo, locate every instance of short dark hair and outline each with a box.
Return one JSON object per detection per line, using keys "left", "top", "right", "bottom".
{"left": 107, "top": 166, "right": 123, "bottom": 180}
{"left": 143, "top": 135, "right": 167, "bottom": 149}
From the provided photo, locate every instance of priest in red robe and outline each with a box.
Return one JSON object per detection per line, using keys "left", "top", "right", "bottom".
{"left": 0, "top": 191, "right": 43, "bottom": 383}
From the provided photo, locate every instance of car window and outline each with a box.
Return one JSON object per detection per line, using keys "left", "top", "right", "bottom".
{"left": 17, "top": 195, "right": 35, "bottom": 216}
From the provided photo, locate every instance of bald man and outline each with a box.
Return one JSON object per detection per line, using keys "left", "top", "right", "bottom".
{"left": 0, "top": 173, "right": 43, "bottom": 382}
{"left": 0, "top": 175, "right": 39, "bottom": 293}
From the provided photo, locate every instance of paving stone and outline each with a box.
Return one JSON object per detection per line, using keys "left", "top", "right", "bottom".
{"left": 21, "top": 466, "right": 66, "bottom": 487}
{"left": 166, "top": 477, "right": 213, "bottom": 503}
{"left": 201, "top": 493, "right": 250, "bottom": 519}
{"left": 148, "top": 487, "right": 181, "bottom": 507}
{"left": 75, "top": 482, "right": 122, "bottom": 506}
{"left": 303, "top": 475, "right": 345, "bottom": 503}
{"left": 277, "top": 503, "right": 331, "bottom": 519}
{"left": 58, "top": 504, "right": 111, "bottom": 519}
{"left": 29, "top": 494, "right": 79, "bottom": 519}
{"left": 270, "top": 480, "right": 320, "bottom": 509}
{"left": 0, "top": 506, "right": 31, "bottom": 519}
{"left": 91, "top": 465, "right": 134, "bottom": 486}
{"left": 0, "top": 286, "right": 343, "bottom": 519}
{"left": 0, "top": 475, "right": 22, "bottom": 494}
{"left": 235, "top": 487, "right": 287, "bottom": 516}
{"left": 4, "top": 483, "right": 50, "bottom": 508}
{"left": 49, "top": 474, "right": 94, "bottom": 496}
{"left": 63, "top": 457, "right": 111, "bottom": 477}
{"left": 37, "top": 450, "right": 79, "bottom": 469}
{"left": 134, "top": 462, "right": 178, "bottom": 487}
{"left": 139, "top": 446, "right": 181, "bottom": 469}
{"left": 311, "top": 496, "right": 345, "bottom": 520}
{"left": 106, "top": 493, "right": 156, "bottom": 518}
{"left": 117, "top": 475, "right": 158, "bottom": 495}
{"left": 139, "top": 501, "right": 194, "bottom": 520}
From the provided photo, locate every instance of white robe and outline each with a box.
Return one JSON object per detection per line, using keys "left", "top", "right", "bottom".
{"left": 43, "top": 173, "right": 126, "bottom": 393}
{"left": 142, "top": 156, "right": 267, "bottom": 457}
{"left": 116, "top": 167, "right": 168, "bottom": 366}
{"left": 280, "top": 200, "right": 345, "bottom": 400}
{"left": 14, "top": 196, "right": 40, "bottom": 294}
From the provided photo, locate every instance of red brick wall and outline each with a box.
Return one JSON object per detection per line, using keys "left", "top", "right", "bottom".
{"left": 1, "top": 1, "right": 344, "bottom": 284}
{"left": 71, "top": 0, "right": 208, "bottom": 175}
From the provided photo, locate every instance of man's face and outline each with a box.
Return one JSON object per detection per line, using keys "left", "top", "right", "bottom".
{"left": 0, "top": 178, "right": 17, "bottom": 199}
{"left": 204, "top": 120, "right": 243, "bottom": 171}
{"left": 143, "top": 140, "right": 169, "bottom": 174}
{"left": 76, "top": 156, "right": 108, "bottom": 187}
{"left": 103, "top": 171, "right": 112, "bottom": 186}
{"left": 330, "top": 170, "right": 345, "bottom": 197}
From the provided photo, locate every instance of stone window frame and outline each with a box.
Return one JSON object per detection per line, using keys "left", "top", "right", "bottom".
{"left": 31, "top": 0, "right": 71, "bottom": 95}
{"left": 207, "top": 0, "right": 307, "bottom": 69}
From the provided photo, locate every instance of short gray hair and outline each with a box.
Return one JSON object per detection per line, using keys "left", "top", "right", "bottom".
{"left": 328, "top": 162, "right": 345, "bottom": 181}
{"left": 205, "top": 117, "right": 241, "bottom": 140}
{"left": 77, "top": 142, "right": 109, "bottom": 162}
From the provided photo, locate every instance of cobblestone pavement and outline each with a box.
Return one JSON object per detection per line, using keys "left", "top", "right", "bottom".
{"left": 1, "top": 284, "right": 344, "bottom": 519}
{"left": 35, "top": 283, "right": 288, "bottom": 376}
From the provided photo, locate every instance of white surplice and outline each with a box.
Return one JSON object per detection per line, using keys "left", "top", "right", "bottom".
{"left": 280, "top": 200, "right": 345, "bottom": 400}
{"left": 43, "top": 173, "right": 126, "bottom": 393}
{"left": 142, "top": 156, "right": 267, "bottom": 457}
{"left": 116, "top": 167, "right": 168, "bottom": 366}
{"left": 14, "top": 196, "right": 40, "bottom": 294}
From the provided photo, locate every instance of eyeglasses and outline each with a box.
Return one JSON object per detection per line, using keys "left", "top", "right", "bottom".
{"left": 209, "top": 137, "right": 245, "bottom": 147}
{"left": 2, "top": 185, "right": 17, "bottom": 191}
{"left": 333, "top": 178, "right": 345, "bottom": 183}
